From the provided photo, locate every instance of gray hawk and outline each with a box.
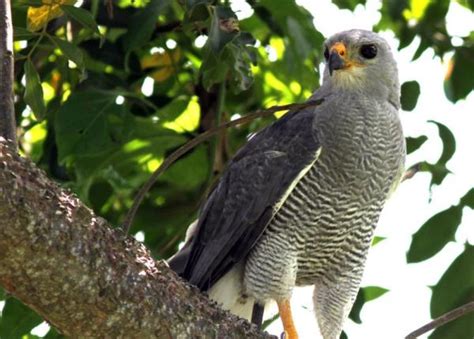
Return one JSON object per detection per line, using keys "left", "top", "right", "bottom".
{"left": 168, "top": 29, "right": 405, "bottom": 339}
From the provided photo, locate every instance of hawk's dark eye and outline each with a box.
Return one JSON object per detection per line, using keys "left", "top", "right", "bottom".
{"left": 360, "top": 44, "right": 377, "bottom": 59}
{"left": 324, "top": 47, "right": 329, "bottom": 60}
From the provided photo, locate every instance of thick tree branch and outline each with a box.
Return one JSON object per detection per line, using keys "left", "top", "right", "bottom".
{"left": 0, "top": 0, "right": 17, "bottom": 147}
{"left": 0, "top": 139, "right": 273, "bottom": 338}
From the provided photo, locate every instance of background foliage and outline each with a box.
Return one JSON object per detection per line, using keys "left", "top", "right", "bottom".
{"left": 1, "top": 0, "right": 473, "bottom": 338}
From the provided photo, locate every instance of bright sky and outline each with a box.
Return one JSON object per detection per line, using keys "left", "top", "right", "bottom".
{"left": 10, "top": 0, "right": 474, "bottom": 338}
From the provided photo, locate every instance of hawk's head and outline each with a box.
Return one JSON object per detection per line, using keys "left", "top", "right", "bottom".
{"left": 322, "top": 29, "right": 399, "bottom": 105}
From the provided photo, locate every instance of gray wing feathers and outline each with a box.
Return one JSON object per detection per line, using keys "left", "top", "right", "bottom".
{"left": 169, "top": 107, "right": 321, "bottom": 290}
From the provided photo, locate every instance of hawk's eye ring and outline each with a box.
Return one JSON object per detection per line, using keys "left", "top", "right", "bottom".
{"left": 360, "top": 44, "right": 377, "bottom": 59}
{"left": 323, "top": 47, "right": 329, "bottom": 60}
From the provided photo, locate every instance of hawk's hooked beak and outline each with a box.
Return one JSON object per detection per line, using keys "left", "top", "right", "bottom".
{"left": 328, "top": 42, "right": 347, "bottom": 76}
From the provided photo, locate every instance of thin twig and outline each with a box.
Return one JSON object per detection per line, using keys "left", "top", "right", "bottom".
{"left": 0, "top": 0, "right": 17, "bottom": 148}
{"left": 405, "top": 300, "right": 474, "bottom": 338}
{"left": 121, "top": 99, "right": 324, "bottom": 233}
{"left": 402, "top": 162, "right": 422, "bottom": 182}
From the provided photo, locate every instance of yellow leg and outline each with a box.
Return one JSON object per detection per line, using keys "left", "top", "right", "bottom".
{"left": 277, "top": 299, "right": 299, "bottom": 339}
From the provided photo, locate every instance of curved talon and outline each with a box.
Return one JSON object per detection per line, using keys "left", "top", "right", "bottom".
{"left": 281, "top": 330, "right": 297, "bottom": 339}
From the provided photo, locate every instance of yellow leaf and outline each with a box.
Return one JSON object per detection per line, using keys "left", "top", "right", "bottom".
{"left": 150, "top": 67, "right": 174, "bottom": 82}
{"left": 27, "top": 0, "right": 77, "bottom": 32}
{"left": 269, "top": 37, "right": 285, "bottom": 59}
{"left": 264, "top": 72, "right": 288, "bottom": 93}
{"left": 140, "top": 49, "right": 181, "bottom": 82}
{"left": 162, "top": 96, "right": 200, "bottom": 133}
{"left": 403, "top": 0, "right": 430, "bottom": 21}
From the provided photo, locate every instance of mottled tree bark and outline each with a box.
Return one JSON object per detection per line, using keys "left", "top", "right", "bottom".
{"left": 0, "top": 0, "right": 17, "bottom": 148}
{"left": 0, "top": 139, "right": 272, "bottom": 338}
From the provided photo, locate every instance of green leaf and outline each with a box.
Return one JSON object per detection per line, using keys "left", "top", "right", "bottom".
{"left": 379, "top": 0, "right": 408, "bottom": 22}
{"left": 251, "top": 4, "right": 284, "bottom": 36}
{"left": 444, "top": 47, "right": 474, "bottom": 102}
{"left": 201, "top": 7, "right": 255, "bottom": 93}
{"left": 460, "top": 188, "right": 474, "bottom": 209}
{"left": 349, "top": 286, "right": 389, "bottom": 324}
{"left": 44, "top": 327, "right": 64, "bottom": 338}
{"left": 157, "top": 96, "right": 190, "bottom": 122}
{"left": 364, "top": 286, "right": 389, "bottom": 300}
{"left": 407, "top": 205, "right": 463, "bottom": 263}
{"left": 400, "top": 80, "right": 420, "bottom": 111}
{"left": 226, "top": 43, "right": 255, "bottom": 92}
{"left": 201, "top": 51, "right": 230, "bottom": 89}
{"left": 73, "top": 133, "right": 185, "bottom": 199}
{"left": 257, "top": 0, "right": 323, "bottom": 88}
{"left": 122, "top": 0, "right": 171, "bottom": 51}
{"left": 201, "top": 6, "right": 256, "bottom": 92}
{"left": 23, "top": 59, "right": 46, "bottom": 120}
{"left": 0, "top": 297, "right": 43, "bottom": 338}
{"left": 349, "top": 291, "right": 369, "bottom": 324}
{"left": 412, "top": 38, "right": 431, "bottom": 61}
{"left": 430, "top": 121, "right": 455, "bottom": 166}
{"left": 202, "top": 41, "right": 255, "bottom": 92}
{"left": 13, "top": 26, "right": 36, "bottom": 40}
{"left": 286, "top": 17, "right": 311, "bottom": 60}
{"left": 262, "top": 312, "right": 279, "bottom": 330}
{"left": 207, "top": 6, "right": 239, "bottom": 54}
{"left": 15, "top": 0, "right": 43, "bottom": 7}
{"left": 184, "top": 2, "right": 210, "bottom": 22}
{"left": 60, "top": 5, "right": 101, "bottom": 37}
{"left": 417, "top": 121, "right": 456, "bottom": 187}
{"left": 332, "top": 0, "right": 367, "bottom": 10}
{"left": 50, "top": 36, "right": 85, "bottom": 72}
{"left": 456, "top": 0, "right": 474, "bottom": 10}
{"left": 185, "top": 0, "right": 212, "bottom": 10}
{"left": 406, "top": 135, "right": 428, "bottom": 154}
{"left": 429, "top": 244, "right": 474, "bottom": 339}
{"left": 371, "top": 236, "right": 386, "bottom": 246}
{"left": 160, "top": 146, "right": 209, "bottom": 190}
{"left": 419, "top": 162, "right": 450, "bottom": 187}
{"left": 410, "top": 1, "right": 451, "bottom": 59}
{"left": 55, "top": 91, "right": 130, "bottom": 161}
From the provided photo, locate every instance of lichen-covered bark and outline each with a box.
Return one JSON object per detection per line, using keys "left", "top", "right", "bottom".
{"left": 0, "top": 139, "right": 273, "bottom": 338}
